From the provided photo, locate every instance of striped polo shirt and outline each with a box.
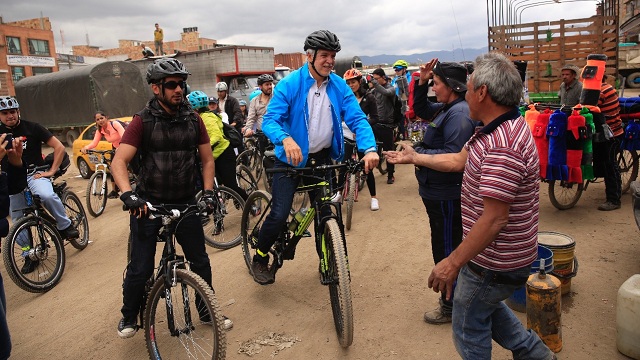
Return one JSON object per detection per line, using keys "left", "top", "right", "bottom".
{"left": 598, "top": 83, "right": 624, "bottom": 137}
{"left": 463, "top": 108, "right": 540, "bottom": 271}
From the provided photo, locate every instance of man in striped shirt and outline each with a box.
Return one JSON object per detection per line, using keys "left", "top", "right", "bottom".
{"left": 594, "top": 75, "right": 624, "bottom": 211}
{"left": 386, "top": 52, "right": 554, "bottom": 360}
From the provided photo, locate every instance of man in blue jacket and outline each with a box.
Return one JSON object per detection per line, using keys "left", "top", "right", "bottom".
{"left": 252, "top": 30, "right": 379, "bottom": 285}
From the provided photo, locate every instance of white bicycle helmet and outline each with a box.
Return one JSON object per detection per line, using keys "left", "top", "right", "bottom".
{"left": 216, "top": 82, "right": 228, "bottom": 92}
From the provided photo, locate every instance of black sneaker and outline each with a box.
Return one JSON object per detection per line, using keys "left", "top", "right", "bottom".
{"left": 387, "top": 176, "right": 395, "bottom": 184}
{"left": 60, "top": 225, "right": 79, "bottom": 239}
{"left": 107, "top": 190, "right": 119, "bottom": 199}
{"left": 117, "top": 317, "right": 138, "bottom": 339}
{"left": 251, "top": 256, "right": 275, "bottom": 285}
{"left": 21, "top": 258, "right": 39, "bottom": 274}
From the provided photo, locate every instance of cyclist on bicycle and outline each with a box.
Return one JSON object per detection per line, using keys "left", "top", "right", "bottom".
{"left": 111, "top": 58, "right": 232, "bottom": 338}
{"left": 244, "top": 74, "right": 274, "bottom": 137}
{"left": 81, "top": 111, "right": 126, "bottom": 199}
{"left": 188, "top": 90, "right": 249, "bottom": 202}
{"left": 338, "top": 68, "right": 380, "bottom": 211}
{"left": 0, "top": 96, "right": 80, "bottom": 274}
{"left": 250, "top": 30, "right": 379, "bottom": 285}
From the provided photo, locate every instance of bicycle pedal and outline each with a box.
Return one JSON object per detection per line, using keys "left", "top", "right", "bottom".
{"left": 302, "top": 230, "right": 312, "bottom": 237}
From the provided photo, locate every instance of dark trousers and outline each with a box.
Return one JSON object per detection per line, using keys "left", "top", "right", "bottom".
{"left": 256, "top": 156, "right": 331, "bottom": 256}
{"left": 337, "top": 140, "right": 376, "bottom": 197}
{"left": 215, "top": 146, "right": 248, "bottom": 200}
{"left": 373, "top": 124, "right": 395, "bottom": 177}
{"left": 422, "top": 198, "right": 463, "bottom": 315}
{"left": 121, "top": 212, "right": 212, "bottom": 320}
{"left": 593, "top": 136, "right": 622, "bottom": 205}
{"left": 0, "top": 273, "right": 10, "bottom": 360}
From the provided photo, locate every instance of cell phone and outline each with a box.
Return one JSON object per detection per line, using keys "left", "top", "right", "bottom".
{"left": 3, "top": 133, "right": 13, "bottom": 149}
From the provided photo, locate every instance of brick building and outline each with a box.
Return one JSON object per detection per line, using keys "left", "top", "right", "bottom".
{"left": 0, "top": 17, "right": 58, "bottom": 96}
{"left": 72, "top": 27, "right": 217, "bottom": 61}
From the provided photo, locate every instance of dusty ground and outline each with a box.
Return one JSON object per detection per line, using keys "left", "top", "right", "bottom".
{"left": 3, "top": 148, "right": 639, "bottom": 360}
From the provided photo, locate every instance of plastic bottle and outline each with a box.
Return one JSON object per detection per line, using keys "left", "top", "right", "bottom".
{"left": 288, "top": 208, "right": 308, "bottom": 232}
{"left": 526, "top": 258, "right": 563, "bottom": 353}
{"left": 24, "top": 190, "right": 33, "bottom": 206}
{"left": 616, "top": 274, "right": 640, "bottom": 359}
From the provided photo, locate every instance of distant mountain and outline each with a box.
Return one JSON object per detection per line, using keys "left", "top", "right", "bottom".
{"left": 359, "top": 47, "right": 488, "bottom": 66}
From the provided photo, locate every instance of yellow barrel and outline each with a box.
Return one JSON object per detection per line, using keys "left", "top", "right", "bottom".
{"left": 526, "top": 267, "right": 563, "bottom": 353}
{"left": 538, "top": 231, "right": 577, "bottom": 295}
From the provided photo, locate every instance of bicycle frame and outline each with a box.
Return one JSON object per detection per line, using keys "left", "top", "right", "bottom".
{"left": 87, "top": 150, "right": 114, "bottom": 197}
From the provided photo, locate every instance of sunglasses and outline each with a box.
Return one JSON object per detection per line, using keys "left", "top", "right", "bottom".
{"left": 161, "top": 80, "right": 187, "bottom": 90}
{"left": 394, "top": 68, "right": 404, "bottom": 72}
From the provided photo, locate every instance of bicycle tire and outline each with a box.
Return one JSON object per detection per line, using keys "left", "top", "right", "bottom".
{"left": 377, "top": 152, "right": 388, "bottom": 175}
{"left": 345, "top": 174, "right": 356, "bottom": 231}
{"left": 144, "top": 269, "right": 226, "bottom": 360}
{"left": 236, "top": 164, "right": 258, "bottom": 195}
{"left": 236, "top": 149, "right": 260, "bottom": 175}
{"left": 202, "top": 186, "right": 245, "bottom": 249}
{"left": 618, "top": 149, "right": 639, "bottom": 194}
{"left": 241, "top": 190, "right": 272, "bottom": 272}
{"left": 291, "top": 191, "right": 309, "bottom": 216}
{"left": 548, "top": 180, "right": 584, "bottom": 210}
{"left": 357, "top": 173, "right": 366, "bottom": 192}
{"left": 86, "top": 171, "right": 107, "bottom": 217}
{"left": 2, "top": 216, "right": 66, "bottom": 293}
{"left": 324, "top": 219, "right": 354, "bottom": 347}
{"left": 63, "top": 191, "right": 90, "bottom": 250}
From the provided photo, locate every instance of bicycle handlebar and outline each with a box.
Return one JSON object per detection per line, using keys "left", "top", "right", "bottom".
{"left": 26, "top": 164, "right": 53, "bottom": 177}
{"left": 85, "top": 149, "right": 116, "bottom": 155}
{"left": 265, "top": 159, "right": 364, "bottom": 175}
{"left": 122, "top": 202, "right": 207, "bottom": 219}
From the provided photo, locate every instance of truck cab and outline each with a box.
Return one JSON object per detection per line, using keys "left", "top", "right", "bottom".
{"left": 225, "top": 76, "right": 259, "bottom": 104}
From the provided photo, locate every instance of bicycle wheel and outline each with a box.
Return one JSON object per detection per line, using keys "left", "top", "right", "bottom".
{"left": 548, "top": 180, "right": 584, "bottom": 210}
{"left": 357, "top": 173, "right": 366, "bottom": 192}
{"left": 291, "top": 191, "right": 309, "bottom": 216}
{"left": 86, "top": 171, "right": 107, "bottom": 217}
{"left": 323, "top": 219, "right": 354, "bottom": 347}
{"left": 241, "top": 190, "right": 272, "bottom": 272}
{"left": 144, "top": 269, "right": 226, "bottom": 360}
{"left": 203, "top": 186, "right": 245, "bottom": 249}
{"left": 345, "top": 174, "right": 356, "bottom": 231}
{"left": 377, "top": 152, "right": 388, "bottom": 175}
{"left": 2, "top": 216, "right": 66, "bottom": 293}
{"left": 236, "top": 164, "right": 258, "bottom": 195}
{"left": 617, "top": 149, "right": 639, "bottom": 194}
{"left": 236, "top": 149, "right": 259, "bottom": 173}
{"left": 63, "top": 191, "right": 90, "bottom": 250}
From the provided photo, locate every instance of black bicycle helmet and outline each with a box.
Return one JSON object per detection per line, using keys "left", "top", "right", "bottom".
{"left": 257, "top": 74, "right": 274, "bottom": 85}
{"left": 303, "top": 30, "right": 341, "bottom": 52}
{"left": 145, "top": 58, "right": 190, "bottom": 84}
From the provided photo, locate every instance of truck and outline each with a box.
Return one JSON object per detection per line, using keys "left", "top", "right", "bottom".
{"left": 14, "top": 61, "right": 149, "bottom": 146}
{"left": 618, "top": 44, "right": 640, "bottom": 88}
{"left": 130, "top": 45, "right": 276, "bottom": 104}
{"left": 333, "top": 56, "right": 363, "bottom": 78}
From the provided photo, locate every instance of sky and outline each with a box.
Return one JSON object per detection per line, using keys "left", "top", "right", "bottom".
{"left": 2, "top": 0, "right": 602, "bottom": 57}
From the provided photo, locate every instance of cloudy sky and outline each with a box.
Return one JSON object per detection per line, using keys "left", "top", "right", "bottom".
{"left": 3, "top": 1, "right": 601, "bottom": 57}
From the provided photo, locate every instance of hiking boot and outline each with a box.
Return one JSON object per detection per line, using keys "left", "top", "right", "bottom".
{"left": 370, "top": 198, "right": 379, "bottom": 211}
{"left": 21, "top": 257, "right": 39, "bottom": 274}
{"left": 107, "top": 190, "right": 119, "bottom": 199}
{"left": 387, "top": 176, "right": 395, "bottom": 184}
{"left": 60, "top": 225, "right": 79, "bottom": 239}
{"left": 251, "top": 256, "right": 275, "bottom": 285}
{"left": 597, "top": 201, "right": 621, "bottom": 211}
{"left": 117, "top": 317, "right": 138, "bottom": 339}
{"left": 423, "top": 306, "right": 452, "bottom": 325}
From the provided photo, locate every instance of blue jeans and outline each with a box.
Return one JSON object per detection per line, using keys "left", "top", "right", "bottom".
{"left": 9, "top": 175, "right": 71, "bottom": 230}
{"left": 0, "top": 272, "right": 10, "bottom": 360}
{"left": 121, "top": 212, "right": 212, "bottom": 320}
{"left": 452, "top": 264, "right": 554, "bottom": 360}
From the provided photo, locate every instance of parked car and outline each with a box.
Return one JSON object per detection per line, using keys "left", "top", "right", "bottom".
{"left": 72, "top": 117, "right": 132, "bottom": 179}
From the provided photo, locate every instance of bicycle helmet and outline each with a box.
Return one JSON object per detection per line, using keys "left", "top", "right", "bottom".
{"left": 303, "top": 30, "right": 341, "bottom": 52}
{"left": 0, "top": 96, "right": 19, "bottom": 111}
{"left": 257, "top": 74, "right": 274, "bottom": 86}
{"left": 343, "top": 68, "right": 363, "bottom": 81}
{"left": 215, "top": 82, "right": 228, "bottom": 92}
{"left": 187, "top": 90, "right": 209, "bottom": 110}
{"left": 145, "top": 58, "right": 189, "bottom": 84}
{"left": 239, "top": 99, "right": 247, "bottom": 106}
{"left": 393, "top": 60, "right": 409, "bottom": 69}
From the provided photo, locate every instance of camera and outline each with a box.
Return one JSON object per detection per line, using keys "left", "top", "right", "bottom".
{"left": 2, "top": 133, "right": 13, "bottom": 150}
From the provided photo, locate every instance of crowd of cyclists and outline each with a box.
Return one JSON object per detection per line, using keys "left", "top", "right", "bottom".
{"left": 0, "top": 28, "right": 438, "bottom": 356}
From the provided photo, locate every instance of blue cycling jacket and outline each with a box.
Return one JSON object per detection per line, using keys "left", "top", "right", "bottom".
{"left": 262, "top": 63, "right": 377, "bottom": 167}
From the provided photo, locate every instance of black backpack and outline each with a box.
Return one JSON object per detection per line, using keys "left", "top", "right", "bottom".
{"left": 222, "top": 122, "right": 243, "bottom": 148}
{"left": 110, "top": 119, "right": 129, "bottom": 132}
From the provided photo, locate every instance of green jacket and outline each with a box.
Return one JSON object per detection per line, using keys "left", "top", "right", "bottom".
{"left": 201, "top": 111, "right": 229, "bottom": 159}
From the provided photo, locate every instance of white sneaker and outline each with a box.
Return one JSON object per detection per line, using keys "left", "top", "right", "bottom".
{"left": 370, "top": 198, "right": 379, "bottom": 211}
{"left": 331, "top": 192, "right": 342, "bottom": 203}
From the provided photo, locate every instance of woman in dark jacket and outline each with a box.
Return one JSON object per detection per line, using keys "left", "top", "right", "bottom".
{"left": 338, "top": 69, "right": 380, "bottom": 211}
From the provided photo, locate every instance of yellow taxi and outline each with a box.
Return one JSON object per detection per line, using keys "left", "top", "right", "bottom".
{"left": 72, "top": 117, "right": 132, "bottom": 178}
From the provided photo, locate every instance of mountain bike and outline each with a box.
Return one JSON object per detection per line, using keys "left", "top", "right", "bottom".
{"left": 196, "top": 185, "right": 245, "bottom": 250}
{"left": 341, "top": 138, "right": 371, "bottom": 230}
{"left": 2, "top": 164, "right": 89, "bottom": 293}
{"left": 85, "top": 149, "right": 138, "bottom": 217}
{"left": 240, "top": 159, "right": 363, "bottom": 348}
{"left": 236, "top": 164, "right": 258, "bottom": 195}
{"left": 124, "top": 202, "right": 226, "bottom": 360}
{"left": 236, "top": 131, "right": 271, "bottom": 183}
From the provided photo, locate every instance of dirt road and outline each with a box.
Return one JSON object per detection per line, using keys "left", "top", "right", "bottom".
{"left": 3, "top": 158, "right": 639, "bottom": 359}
